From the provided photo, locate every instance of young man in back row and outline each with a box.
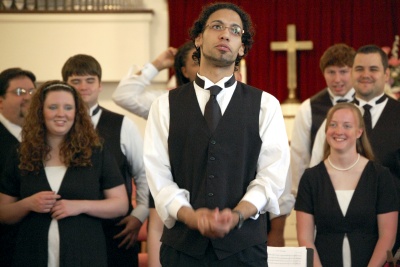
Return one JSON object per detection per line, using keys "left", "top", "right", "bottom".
{"left": 62, "top": 55, "right": 149, "bottom": 267}
{"left": 291, "top": 43, "right": 356, "bottom": 195}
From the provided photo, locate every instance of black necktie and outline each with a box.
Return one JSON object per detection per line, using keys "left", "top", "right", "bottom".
{"left": 204, "top": 85, "right": 223, "bottom": 132}
{"left": 91, "top": 105, "right": 101, "bottom": 116}
{"left": 194, "top": 75, "right": 236, "bottom": 132}
{"left": 363, "top": 104, "right": 372, "bottom": 133}
{"left": 354, "top": 94, "right": 388, "bottom": 134}
{"left": 336, "top": 99, "right": 348, "bottom": 104}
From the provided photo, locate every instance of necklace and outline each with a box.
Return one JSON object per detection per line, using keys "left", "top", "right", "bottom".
{"left": 327, "top": 153, "right": 360, "bottom": 171}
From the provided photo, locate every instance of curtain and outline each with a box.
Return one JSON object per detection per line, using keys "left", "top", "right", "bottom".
{"left": 168, "top": 0, "right": 400, "bottom": 102}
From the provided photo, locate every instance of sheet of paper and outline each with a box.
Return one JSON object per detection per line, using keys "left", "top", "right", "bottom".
{"left": 267, "top": 246, "right": 307, "bottom": 267}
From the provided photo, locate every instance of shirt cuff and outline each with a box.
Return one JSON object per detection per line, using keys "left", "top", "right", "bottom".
{"left": 269, "top": 193, "right": 295, "bottom": 219}
{"left": 162, "top": 194, "right": 191, "bottom": 229}
{"left": 242, "top": 186, "right": 280, "bottom": 218}
{"left": 141, "top": 63, "right": 160, "bottom": 81}
{"left": 130, "top": 204, "right": 149, "bottom": 223}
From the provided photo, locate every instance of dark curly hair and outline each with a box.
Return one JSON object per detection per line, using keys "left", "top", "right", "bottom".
{"left": 19, "top": 80, "right": 101, "bottom": 173}
{"left": 174, "top": 41, "right": 197, "bottom": 86}
{"left": 189, "top": 2, "right": 255, "bottom": 71}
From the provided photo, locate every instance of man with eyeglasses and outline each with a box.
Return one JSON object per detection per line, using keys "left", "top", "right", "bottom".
{"left": 0, "top": 67, "right": 36, "bottom": 267}
{"left": 144, "top": 2, "right": 289, "bottom": 266}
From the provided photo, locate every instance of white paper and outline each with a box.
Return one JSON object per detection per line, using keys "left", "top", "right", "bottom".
{"left": 267, "top": 246, "right": 307, "bottom": 267}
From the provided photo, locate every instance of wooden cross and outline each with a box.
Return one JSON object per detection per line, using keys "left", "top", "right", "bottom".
{"left": 270, "top": 24, "right": 313, "bottom": 103}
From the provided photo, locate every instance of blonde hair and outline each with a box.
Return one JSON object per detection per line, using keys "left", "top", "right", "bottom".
{"left": 322, "top": 103, "right": 374, "bottom": 160}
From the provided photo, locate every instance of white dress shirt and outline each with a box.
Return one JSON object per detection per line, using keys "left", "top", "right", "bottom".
{"left": 309, "top": 93, "right": 388, "bottom": 168}
{"left": 144, "top": 75, "right": 290, "bottom": 228}
{"left": 290, "top": 88, "right": 355, "bottom": 195}
{"left": 90, "top": 105, "right": 149, "bottom": 222}
{"left": 112, "top": 63, "right": 167, "bottom": 120}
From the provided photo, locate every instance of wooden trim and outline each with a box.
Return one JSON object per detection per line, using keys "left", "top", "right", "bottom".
{"left": 0, "top": 9, "right": 154, "bottom": 14}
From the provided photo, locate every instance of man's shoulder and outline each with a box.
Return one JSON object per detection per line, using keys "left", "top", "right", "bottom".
{"left": 100, "top": 107, "right": 125, "bottom": 119}
{"left": 0, "top": 123, "right": 18, "bottom": 146}
{"left": 0, "top": 121, "right": 13, "bottom": 136}
{"left": 386, "top": 97, "right": 400, "bottom": 110}
{"left": 298, "top": 98, "right": 311, "bottom": 109}
{"left": 310, "top": 88, "right": 329, "bottom": 101}
{"left": 239, "top": 82, "right": 263, "bottom": 93}
{"left": 169, "top": 82, "right": 193, "bottom": 95}
{"left": 0, "top": 121, "right": 6, "bottom": 130}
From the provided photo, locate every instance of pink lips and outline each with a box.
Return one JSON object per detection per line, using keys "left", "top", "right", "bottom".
{"left": 216, "top": 44, "right": 231, "bottom": 52}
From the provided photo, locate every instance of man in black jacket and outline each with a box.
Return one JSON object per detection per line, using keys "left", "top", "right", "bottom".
{"left": 0, "top": 67, "right": 36, "bottom": 267}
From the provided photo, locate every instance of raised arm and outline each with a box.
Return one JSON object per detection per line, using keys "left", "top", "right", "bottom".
{"left": 112, "top": 47, "right": 177, "bottom": 119}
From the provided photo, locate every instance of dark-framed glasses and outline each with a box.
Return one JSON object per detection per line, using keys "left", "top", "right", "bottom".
{"left": 7, "top": 88, "right": 36, "bottom": 96}
{"left": 205, "top": 23, "right": 244, "bottom": 37}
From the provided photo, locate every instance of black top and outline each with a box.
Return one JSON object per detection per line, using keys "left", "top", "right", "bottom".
{"left": 295, "top": 161, "right": 398, "bottom": 267}
{"left": 0, "top": 122, "right": 19, "bottom": 175}
{"left": 0, "top": 122, "right": 20, "bottom": 267}
{"left": 0, "top": 145, "right": 124, "bottom": 267}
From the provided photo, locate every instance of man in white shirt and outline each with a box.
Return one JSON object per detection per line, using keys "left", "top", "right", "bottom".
{"left": 144, "top": 2, "right": 289, "bottom": 266}
{"left": 62, "top": 55, "right": 148, "bottom": 267}
{"left": 291, "top": 44, "right": 355, "bottom": 195}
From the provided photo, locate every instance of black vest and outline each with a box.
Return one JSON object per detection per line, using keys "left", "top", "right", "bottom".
{"left": 363, "top": 97, "right": 400, "bottom": 253}
{"left": 310, "top": 88, "right": 333, "bottom": 151}
{"left": 163, "top": 82, "right": 267, "bottom": 259}
{"left": 96, "top": 108, "right": 133, "bottom": 215}
{"left": 366, "top": 98, "right": 400, "bottom": 180}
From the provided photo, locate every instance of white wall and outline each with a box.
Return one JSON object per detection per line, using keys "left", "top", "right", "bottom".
{"left": 98, "top": 82, "right": 166, "bottom": 136}
{"left": 0, "top": 0, "right": 169, "bottom": 82}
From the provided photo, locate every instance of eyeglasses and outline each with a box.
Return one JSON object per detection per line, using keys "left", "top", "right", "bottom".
{"left": 205, "top": 22, "right": 244, "bottom": 37}
{"left": 7, "top": 88, "right": 36, "bottom": 96}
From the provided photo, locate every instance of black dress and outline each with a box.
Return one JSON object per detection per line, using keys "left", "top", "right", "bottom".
{"left": 295, "top": 161, "right": 398, "bottom": 267}
{"left": 0, "top": 145, "right": 124, "bottom": 267}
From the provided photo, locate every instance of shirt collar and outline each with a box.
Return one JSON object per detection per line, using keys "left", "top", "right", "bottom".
{"left": 354, "top": 93, "right": 387, "bottom": 107}
{"left": 89, "top": 104, "right": 101, "bottom": 117}
{"left": 0, "top": 113, "right": 22, "bottom": 141}
{"left": 328, "top": 88, "right": 356, "bottom": 104}
{"left": 195, "top": 74, "right": 236, "bottom": 90}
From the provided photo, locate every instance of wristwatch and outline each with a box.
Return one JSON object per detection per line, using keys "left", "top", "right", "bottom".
{"left": 233, "top": 210, "right": 244, "bottom": 229}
